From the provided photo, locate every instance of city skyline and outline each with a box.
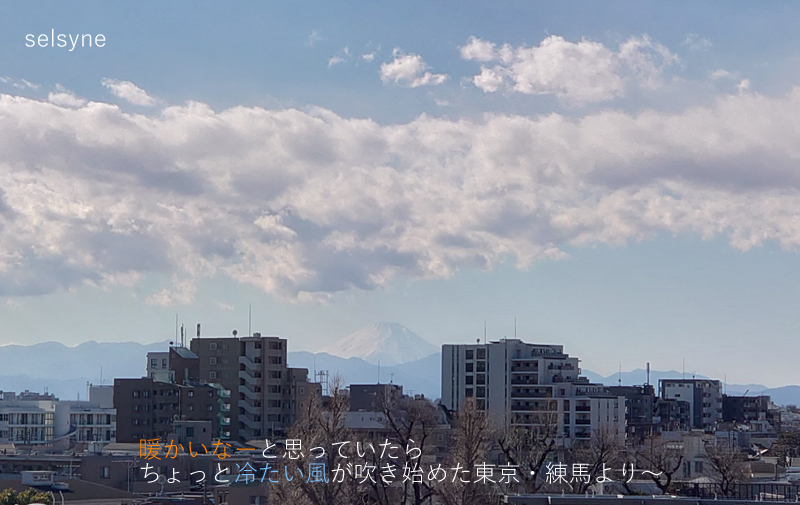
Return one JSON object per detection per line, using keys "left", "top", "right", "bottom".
{"left": 2, "top": 2, "right": 800, "bottom": 388}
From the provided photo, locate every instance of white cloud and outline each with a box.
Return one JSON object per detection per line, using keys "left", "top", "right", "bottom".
{"left": 460, "top": 35, "right": 678, "bottom": 105}
{"left": 1, "top": 87, "right": 800, "bottom": 301}
{"left": 306, "top": 30, "right": 323, "bottom": 48}
{"left": 362, "top": 51, "right": 377, "bottom": 62}
{"left": 0, "top": 77, "right": 39, "bottom": 90}
{"left": 101, "top": 78, "right": 156, "bottom": 106}
{"left": 216, "top": 301, "right": 234, "bottom": 311}
{"left": 683, "top": 34, "right": 713, "bottom": 52}
{"left": 327, "top": 47, "right": 350, "bottom": 68}
{"left": 380, "top": 50, "right": 447, "bottom": 88}
{"left": 145, "top": 277, "right": 197, "bottom": 306}
{"left": 47, "top": 84, "right": 87, "bottom": 108}
{"left": 738, "top": 78, "right": 751, "bottom": 93}
{"left": 710, "top": 69, "right": 735, "bottom": 80}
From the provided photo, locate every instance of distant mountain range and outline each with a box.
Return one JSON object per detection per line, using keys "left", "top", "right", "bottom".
{"left": 1, "top": 326, "right": 799, "bottom": 406}
{"left": 320, "top": 322, "right": 438, "bottom": 366}
{"left": 0, "top": 339, "right": 171, "bottom": 400}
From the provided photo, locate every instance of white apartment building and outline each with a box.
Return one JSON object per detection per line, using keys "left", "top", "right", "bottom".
{"left": 442, "top": 339, "right": 625, "bottom": 447}
{"left": 0, "top": 387, "right": 116, "bottom": 445}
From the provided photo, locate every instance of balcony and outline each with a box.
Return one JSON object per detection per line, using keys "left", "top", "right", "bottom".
{"left": 575, "top": 405, "right": 591, "bottom": 412}
{"left": 510, "top": 378, "right": 538, "bottom": 385}
{"left": 575, "top": 419, "right": 591, "bottom": 425}
{"left": 510, "top": 390, "right": 552, "bottom": 399}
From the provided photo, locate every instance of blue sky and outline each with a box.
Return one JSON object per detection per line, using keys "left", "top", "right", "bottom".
{"left": 1, "top": 2, "right": 800, "bottom": 387}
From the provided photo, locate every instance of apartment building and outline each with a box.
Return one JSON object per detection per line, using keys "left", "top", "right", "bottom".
{"left": 190, "top": 333, "right": 320, "bottom": 442}
{"left": 659, "top": 379, "right": 722, "bottom": 432}
{"left": 442, "top": 339, "right": 625, "bottom": 447}
{"left": 113, "top": 377, "right": 222, "bottom": 443}
{"left": 0, "top": 387, "right": 116, "bottom": 445}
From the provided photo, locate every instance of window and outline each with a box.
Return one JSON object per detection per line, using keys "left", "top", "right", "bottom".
{"left": 207, "top": 405, "right": 214, "bottom": 411}
{"left": 210, "top": 357, "right": 217, "bottom": 365}
{"left": 210, "top": 343, "right": 218, "bottom": 351}
{"left": 222, "top": 343, "right": 229, "bottom": 350}
{"left": 465, "top": 363, "right": 473, "bottom": 373}
{"left": 208, "top": 390, "right": 214, "bottom": 397}
{"left": 270, "top": 371, "right": 282, "bottom": 379}
{"left": 188, "top": 391, "right": 194, "bottom": 397}
{"left": 254, "top": 341, "right": 262, "bottom": 349}
{"left": 476, "top": 348, "right": 486, "bottom": 360}
{"left": 269, "top": 356, "right": 282, "bottom": 365}
{"left": 476, "top": 374, "right": 485, "bottom": 385}
{"left": 209, "top": 371, "right": 217, "bottom": 380}
{"left": 188, "top": 404, "right": 194, "bottom": 411}
{"left": 465, "top": 376, "right": 473, "bottom": 385}
{"left": 161, "top": 358, "right": 167, "bottom": 369}
{"left": 101, "top": 466, "right": 110, "bottom": 479}
{"left": 269, "top": 341, "right": 282, "bottom": 350}
{"left": 132, "top": 391, "right": 139, "bottom": 398}
{"left": 465, "top": 349, "right": 474, "bottom": 360}
{"left": 476, "top": 387, "right": 485, "bottom": 398}
{"left": 476, "top": 361, "right": 486, "bottom": 372}
{"left": 150, "top": 358, "right": 157, "bottom": 369}
{"left": 300, "top": 387, "right": 305, "bottom": 395}
{"left": 465, "top": 388, "right": 473, "bottom": 397}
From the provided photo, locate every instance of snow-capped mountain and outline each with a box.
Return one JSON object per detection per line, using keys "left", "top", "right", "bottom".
{"left": 321, "top": 322, "right": 438, "bottom": 366}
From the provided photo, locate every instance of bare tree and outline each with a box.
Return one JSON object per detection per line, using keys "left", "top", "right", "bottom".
{"left": 496, "top": 401, "right": 559, "bottom": 494}
{"left": 637, "top": 435, "right": 683, "bottom": 494}
{"left": 375, "top": 393, "right": 442, "bottom": 505}
{"left": 567, "top": 426, "right": 625, "bottom": 494}
{"left": 704, "top": 441, "right": 747, "bottom": 497}
{"left": 273, "top": 375, "right": 363, "bottom": 505}
{"left": 436, "top": 399, "right": 500, "bottom": 505}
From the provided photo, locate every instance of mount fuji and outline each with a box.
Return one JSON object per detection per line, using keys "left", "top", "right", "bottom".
{"left": 320, "top": 322, "right": 438, "bottom": 366}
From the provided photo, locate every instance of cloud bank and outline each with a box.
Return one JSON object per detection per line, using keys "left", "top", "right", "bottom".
{"left": 0, "top": 84, "right": 798, "bottom": 303}
{"left": 461, "top": 35, "right": 678, "bottom": 105}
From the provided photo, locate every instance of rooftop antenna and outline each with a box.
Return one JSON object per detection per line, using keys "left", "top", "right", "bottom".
{"left": 646, "top": 362, "right": 650, "bottom": 386}
{"left": 389, "top": 372, "right": 394, "bottom": 384}
{"left": 175, "top": 314, "right": 179, "bottom": 342}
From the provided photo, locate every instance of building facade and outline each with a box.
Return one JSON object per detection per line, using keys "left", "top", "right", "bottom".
{"left": 113, "top": 377, "right": 221, "bottom": 443}
{"left": 0, "top": 388, "right": 116, "bottom": 445}
{"left": 442, "top": 339, "right": 625, "bottom": 447}
{"left": 190, "top": 333, "right": 320, "bottom": 442}
{"left": 659, "top": 379, "right": 722, "bottom": 432}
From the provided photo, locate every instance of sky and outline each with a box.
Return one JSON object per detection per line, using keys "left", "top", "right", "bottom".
{"left": 1, "top": 1, "right": 800, "bottom": 387}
